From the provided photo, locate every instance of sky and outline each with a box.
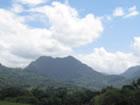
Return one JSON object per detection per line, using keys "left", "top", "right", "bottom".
{"left": 0, "top": 0, "right": 140, "bottom": 74}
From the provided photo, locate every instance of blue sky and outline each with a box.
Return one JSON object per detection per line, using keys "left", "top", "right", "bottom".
{"left": 0, "top": 0, "right": 139, "bottom": 52}
{"left": 0, "top": 0, "right": 140, "bottom": 74}
{"left": 70, "top": 0, "right": 140, "bottom": 53}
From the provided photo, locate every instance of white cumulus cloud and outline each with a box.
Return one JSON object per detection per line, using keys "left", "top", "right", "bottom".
{"left": 113, "top": 5, "right": 139, "bottom": 18}
{"left": 0, "top": 9, "right": 72, "bottom": 67}
{"left": 125, "top": 6, "right": 139, "bottom": 18}
{"left": 14, "top": 0, "right": 47, "bottom": 6}
{"left": 78, "top": 47, "right": 139, "bottom": 74}
{"left": 30, "top": 2, "right": 103, "bottom": 47}
{"left": 113, "top": 7, "right": 125, "bottom": 17}
{"left": 77, "top": 36, "right": 140, "bottom": 74}
{"left": 133, "top": 36, "right": 140, "bottom": 56}
{"left": 1, "top": 1, "right": 139, "bottom": 74}
{"left": 11, "top": 3, "right": 24, "bottom": 13}
{"left": 0, "top": 1, "right": 103, "bottom": 67}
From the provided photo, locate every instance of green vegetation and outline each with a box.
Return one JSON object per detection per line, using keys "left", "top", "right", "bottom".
{"left": 0, "top": 101, "right": 30, "bottom": 105}
{"left": 0, "top": 79, "right": 140, "bottom": 105}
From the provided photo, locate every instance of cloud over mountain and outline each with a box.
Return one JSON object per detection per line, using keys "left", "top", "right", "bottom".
{"left": 78, "top": 36, "right": 140, "bottom": 74}
{"left": 0, "top": 1, "right": 103, "bottom": 67}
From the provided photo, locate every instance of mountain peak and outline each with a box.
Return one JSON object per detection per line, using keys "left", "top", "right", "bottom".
{"left": 65, "top": 55, "right": 76, "bottom": 59}
{"left": 37, "top": 56, "right": 54, "bottom": 60}
{"left": 35, "top": 56, "right": 79, "bottom": 63}
{"left": 0, "top": 63, "right": 6, "bottom": 68}
{"left": 25, "top": 55, "right": 110, "bottom": 89}
{"left": 122, "top": 65, "right": 140, "bottom": 79}
{"left": 38, "top": 55, "right": 76, "bottom": 60}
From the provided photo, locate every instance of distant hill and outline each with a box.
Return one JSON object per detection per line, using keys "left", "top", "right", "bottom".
{"left": 25, "top": 56, "right": 104, "bottom": 81}
{"left": 25, "top": 56, "right": 125, "bottom": 89}
{"left": 121, "top": 65, "right": 140, "bottom": 79}
{"left": 0, "top": 56, "right": 137, "bottom": 90}
{"left": 0, "top": 63, "right": 20, "bottom": 88}
{"left": 0, "top": 63, "right": 65, "bottom": 89}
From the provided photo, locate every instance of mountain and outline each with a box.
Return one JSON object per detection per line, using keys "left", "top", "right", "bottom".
{"left": 0, "top": 63, "right": 65, "bottom": 89}
{"left": 0, "top": 63, "right": 21, "bottom": 88}
{"left": 25, "top": 56, "right": 103, "bottom": 81}
{"left": 0, "top": 56, "right": 131, "bottom": 90}
{"left": 25, "top": 56, "right": 125, "bottom": 89}
{"left": 122, "top": 65, "right": 140, "bottom": 79}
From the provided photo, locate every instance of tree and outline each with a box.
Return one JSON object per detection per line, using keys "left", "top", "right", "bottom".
{"left": 94, "top": 88, "right": 130, "bottom": 105}
{"left": 0, "top": 87, "right": 27, "bottom": 100}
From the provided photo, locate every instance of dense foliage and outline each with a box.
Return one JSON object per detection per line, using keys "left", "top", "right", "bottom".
{"left": 0, "top": 79, "right": 140, "bottom": 105}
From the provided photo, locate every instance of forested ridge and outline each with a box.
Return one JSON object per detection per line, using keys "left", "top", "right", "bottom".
{"left": 0, "top": 79, "right": 140, "bottom": 105}
{"left": 0, "top": 56, "right": 140, "bottom": 105}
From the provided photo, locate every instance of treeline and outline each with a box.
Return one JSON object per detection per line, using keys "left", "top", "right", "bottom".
{"left": 0, "top": 79, "right": 140, "bottom": 105}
